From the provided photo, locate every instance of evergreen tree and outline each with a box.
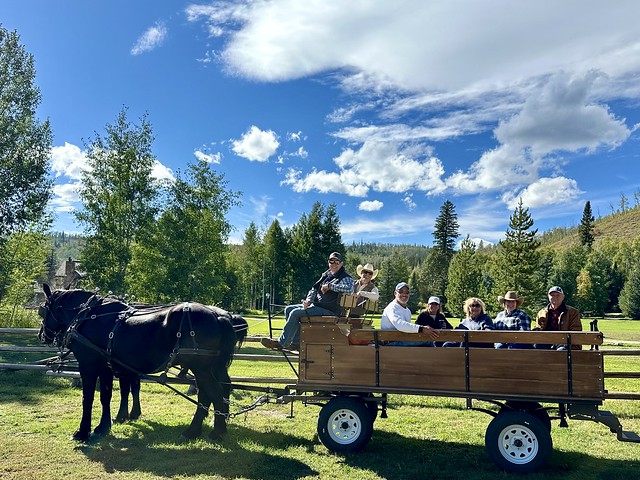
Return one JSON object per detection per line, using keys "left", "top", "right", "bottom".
{"left": 432, "top": 200, "right": 459, "bottom": 260}
{"left": 238, "top": 223, "right": 264, "bottom": 310}
{"left": 416, "top": 249, "right": 449, "bottom": 305}
{"left": 619, "top": 264, "right": 640, "bottom": 319}
{"left": 549, "top": 244, "right": 587, "bottom": 303}
{"left": 76, "top": 108, "right": 159, "bottom": 294}
{"left": 446, "top": 235, "right": 482, "bottom": 318}
{"left": 263, "top": 219, "right": 290, "bottom": 305}
{"left": 488, "top": 199, "right": 542, "bottom": 315}
{"left": 128, "top": 159, "right": 240, "bottom": 305}
{"left": 578, "top": 201, "right": 595, "bottom": 249}
{"left": 584, "top": 248, "right": 612, "bottom": 316}
{"left": 289, "top": 202, "right": 345, "bottom": 302}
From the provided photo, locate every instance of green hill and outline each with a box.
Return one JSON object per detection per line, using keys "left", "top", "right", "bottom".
{"left": 540, "top": 205, "right": 640, "bottom": 250}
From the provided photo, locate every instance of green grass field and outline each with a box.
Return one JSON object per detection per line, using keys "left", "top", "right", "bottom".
{"left": 1, "top": 315, "right": 640, "bottom": 479}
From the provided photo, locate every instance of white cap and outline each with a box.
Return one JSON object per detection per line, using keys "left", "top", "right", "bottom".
{"left": 427, "top": 296, "right": 441, "bottom": 304}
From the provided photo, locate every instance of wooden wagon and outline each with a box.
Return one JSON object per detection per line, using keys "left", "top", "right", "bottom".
{"left": 269, "top": 306, "right": 640, "bottom": 473}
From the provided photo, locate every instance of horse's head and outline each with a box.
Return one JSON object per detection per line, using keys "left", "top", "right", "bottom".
{"left": 38, "top": 284, "right": 96, "bottom": 346}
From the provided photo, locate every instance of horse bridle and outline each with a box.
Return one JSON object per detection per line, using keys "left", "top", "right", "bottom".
{"left": 38, "top": 296, "right": 86, "bottom": 347}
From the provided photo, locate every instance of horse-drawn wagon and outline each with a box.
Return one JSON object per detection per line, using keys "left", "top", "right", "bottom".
{"left": 256, "top": 302, "right": 640, "bottom": 473}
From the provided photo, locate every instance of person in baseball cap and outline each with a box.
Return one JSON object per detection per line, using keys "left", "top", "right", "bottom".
{"left": 534, "top": 285, "right": 583, "bottom": 350}
{"left": 416, "top": 295, "right": 453, "bottom": 342}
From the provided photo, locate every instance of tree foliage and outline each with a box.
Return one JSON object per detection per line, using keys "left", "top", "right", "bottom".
{"left": 619, "top": 263, "right": 640, "bottom": 319}
{"left": 578, "top": 201, "right": 595, "bottom": 249}
{"left": 488, "top": 199, "right": 542, "bottom": 315}
{"left": 446, "top": 235, "right": 482, "bottom": 317}
{"left": 432, "top": 200, "right": 459, "bottom": 260}
{"left": 0, "top": 27, "right": 52, "bottom": 302}
{"left": 76, "top": 108, "right": 159, "bottom": 294}
{"left": 128, "top": 159, "right": 240, "bottom": 305}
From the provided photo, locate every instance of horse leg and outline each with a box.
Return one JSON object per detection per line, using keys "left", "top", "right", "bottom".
{"left": 208, "top": 368, "right": 231, "bottom": 441}
{"left": 129, "top": 375, "right": 141, "bottom": 420}
{"left": 92, "top": 371, "right": 113, "bottom": 437}
{"left": 73, "top": 371, "right": 97, "bottom": 441}
{"left": 114, "top": 376, "right": 131, "bottom": 423}
{"left": 180, "top": 368, "right": 210, "bottom": 440}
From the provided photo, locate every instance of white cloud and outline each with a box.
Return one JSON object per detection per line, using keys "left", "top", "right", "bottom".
{"left": 131, "top": 23, "right": 168, "bottom": 55}
{"left": 51, "top": 182, "right": 81, "bottom": 213}
{"left": 283, "top": 139, "right": 446, "bottom": 196}
{"left": 502, "top": 177, "right": 584, "bottom": 209}
{"left": 194, "top": 150, "right": 222, "bottom": 164}
{"left": 50, "top": 142, "right": 88, "bottom": 180}
{"left": 402, "top": 194, "right": 416, "bottom": 211}
{"left": 189, "top": 1, "right": 640, "bottom": 92}
{"left": 232, "top": 125, "right": 279, "bottom": 161}
{"left": 359, "top": 200, "right": 383, "bottom": 211}
{"left": 152, "top": 161, "right": 174, "bottom": 181}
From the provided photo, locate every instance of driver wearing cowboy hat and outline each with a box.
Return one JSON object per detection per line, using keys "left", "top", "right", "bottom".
{"left": 494, "top": 291, "right": 532, "bottom": 349}
{"left": 349, "top": 263, "right": 380, "bottom": 317}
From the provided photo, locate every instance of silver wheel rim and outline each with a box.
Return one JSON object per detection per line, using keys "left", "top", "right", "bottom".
{"left": 328, "top": 408, "right": 362, "bottom": 445}
{"left": 497, "top": 424, "right": 539, "bottom": 465}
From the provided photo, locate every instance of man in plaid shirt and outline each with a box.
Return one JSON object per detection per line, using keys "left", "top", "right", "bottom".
{"left": 494, "top": 291, "right": 532, "bottom": 349}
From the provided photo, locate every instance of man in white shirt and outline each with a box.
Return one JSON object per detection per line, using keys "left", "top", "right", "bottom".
{"left": 381, "top": 282, "right": 439, "bottom": 345}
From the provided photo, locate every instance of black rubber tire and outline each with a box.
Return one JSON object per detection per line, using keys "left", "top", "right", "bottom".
{"left": 485, "top": 411, "right": 553, "bottom": 473}
{"left": 317, "top": 397, "right": 374, "bottom": 453}
{"left": 499, "top": 401, "right": 552, "bottom": 432}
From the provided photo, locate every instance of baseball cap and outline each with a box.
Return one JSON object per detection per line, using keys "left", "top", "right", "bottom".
{"left": 428, "top": 296, "right": 441, "bottom": 304}
{"left": 328, "top": 252, "right": 342, "bottom": 261}
{"left": 395, "top": 282, "right": 410, "bottom": 291}
{"left": 548, "top": 286, "right": 563, "bottom": 294}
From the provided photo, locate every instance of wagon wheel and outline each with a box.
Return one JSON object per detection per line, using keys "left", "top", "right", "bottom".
{"left": 499, "top": 401, "right": 552, "bottom": 432}
{"left": 485, "top": 411, "right": 553, "bottom": 473}
{"left": 317, "top": 397, "right": 374, "bottom": 452}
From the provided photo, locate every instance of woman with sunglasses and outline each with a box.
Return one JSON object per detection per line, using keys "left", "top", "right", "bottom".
{"left": 443, "top": 297, "right": 494, "bottom": 348}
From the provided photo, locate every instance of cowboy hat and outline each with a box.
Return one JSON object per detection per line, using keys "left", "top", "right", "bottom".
{"left": 356, "top": 263, "right": 378, "bottom": 280}
{"left": 498, "top": 291, "right": 524, "bottom": 307}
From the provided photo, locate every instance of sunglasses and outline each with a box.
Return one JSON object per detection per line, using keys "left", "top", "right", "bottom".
{"left": 328, "top": 260, "right": 341, "bottom": 265}
{"left": 361, "top": 271, "right": 373, "bottom": 276}
{"left": 470, "top": 303, "right": 481, "bottom": 308}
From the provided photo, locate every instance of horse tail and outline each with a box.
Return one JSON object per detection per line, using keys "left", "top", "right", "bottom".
{"left": 231, "top": 314, "right": 248, "bottom": 350}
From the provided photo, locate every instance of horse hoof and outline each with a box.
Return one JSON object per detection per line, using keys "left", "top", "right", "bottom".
{"left": 129, "top": 409, "right": 141, "bottom": 420}
{"left": 72, "top": 430, "right": 90, "bottom": 442}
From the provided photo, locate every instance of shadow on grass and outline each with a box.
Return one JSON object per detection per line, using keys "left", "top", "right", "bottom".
{"left": 0, "top": 370, "right": 76, "bottom": 405}
{"left": 80, "top": 422, "right": 317, "bottom": 480}
{"left": 75, "top": 418, "right": 640, "bottom": 480}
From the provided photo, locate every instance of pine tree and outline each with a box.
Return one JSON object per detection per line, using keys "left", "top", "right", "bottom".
{"left": 488, "top": 199, "right": 542, "bottom": 315}
{"left": 578, "top": 201, "right": 595, "bottom": 249}
{"left": 432, "top": 200, "right": 459, "bottom": 260}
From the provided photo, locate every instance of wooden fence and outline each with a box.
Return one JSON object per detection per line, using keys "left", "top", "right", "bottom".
{"left": 2, "top": 328, "right": 639, "bottom": 398}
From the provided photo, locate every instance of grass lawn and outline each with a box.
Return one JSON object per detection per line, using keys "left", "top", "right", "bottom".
{"left": 1, "top": 314, "right": 640, "bottom": 479}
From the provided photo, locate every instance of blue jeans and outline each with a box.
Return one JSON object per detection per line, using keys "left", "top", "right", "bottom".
{"left": 386, "top": 341, "right": 435, "bottom": 347}
{"left": 278, "top": 304, "right": 336, "bottom": 347}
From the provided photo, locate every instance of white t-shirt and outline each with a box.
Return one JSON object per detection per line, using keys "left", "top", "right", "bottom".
{"left": 380, "top": 300, "right": 420, "bottom": 333}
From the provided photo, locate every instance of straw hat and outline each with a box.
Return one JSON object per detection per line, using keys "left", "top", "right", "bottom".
{"left": 356, "top": 263, "right": 378, "bottom": 280}
{"left": 498, "top": 291, "right": 524, "bottom": 307}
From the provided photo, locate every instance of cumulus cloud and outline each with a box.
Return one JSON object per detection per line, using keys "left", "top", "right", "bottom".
{"left": 131, "top": 23, "right": 167, "bottom": 55}
{"left": 282, "top": 139, "right": 446, "bottom": 196}
{"left": 402, "top": 194, "right": 416, "bottom": 211}
{"left": 152, "top": 161, "right": 175, "bottom": 181}
{"left": 51, "top": 182, "right": 81, "bottom": 213}
{"left": 359, "top": 200, "right": 383, "bottom": 211}
{"left": 50, "top": 142, "right": 88, "bottom": 180}
{"left": 232, "top": 125, "right": 280, "bottom": 161}
{"left": 502, "top": 177, "right": 584, "bottom": 209}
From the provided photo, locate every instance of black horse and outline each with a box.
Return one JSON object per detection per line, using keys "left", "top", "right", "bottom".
{"left": 38, "top": 284, "right": 246, "bottom": 442}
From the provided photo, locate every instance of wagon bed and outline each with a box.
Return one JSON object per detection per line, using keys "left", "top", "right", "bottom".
{"left": 272, "top": 315, "right": 640, "bottom": 473}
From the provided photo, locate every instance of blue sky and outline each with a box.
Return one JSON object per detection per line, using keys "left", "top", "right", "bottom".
{"left": 3, "top": 0, "right": 640, "bottom": 246}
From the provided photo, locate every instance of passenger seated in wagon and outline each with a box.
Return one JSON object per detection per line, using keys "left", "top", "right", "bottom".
{"left": 349, "top": 263, "right": 380, "bottom": 318}
{"left": 380, "top": 282, "right": 439, "bottom": 346}
{"left": 442, "top": 297, "right": 494, "bottom": 348}
{"left": 493, "top": 290, "right": 532, "bottom": 349}
{"left": 415, "top": 296, "right": 452, "bottom": 347}
{"left": 534, "top": 286, "right": 583, "bottom": 350}
{"left": 261, "top": 251, "right": 354, "bottom": 351}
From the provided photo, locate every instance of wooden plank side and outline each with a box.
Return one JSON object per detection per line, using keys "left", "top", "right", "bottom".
{"left": 378, "top": 347, "right": 467, "bottom": 390}
{"left": 331, "top": 346, "right": 377, "bottom": 385}
{"left": 571, "top": 351, "right": 605, "bottom": 398}
{"left": 301, "top": 344, "right": 332, "bottom": 381}
{"left": 301, "top": 325, "right": 350, "bottom": 345}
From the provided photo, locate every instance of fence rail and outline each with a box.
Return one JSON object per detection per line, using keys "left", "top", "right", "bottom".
{"left": 1, "top": 328, "right": 639, "bottom": 398}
